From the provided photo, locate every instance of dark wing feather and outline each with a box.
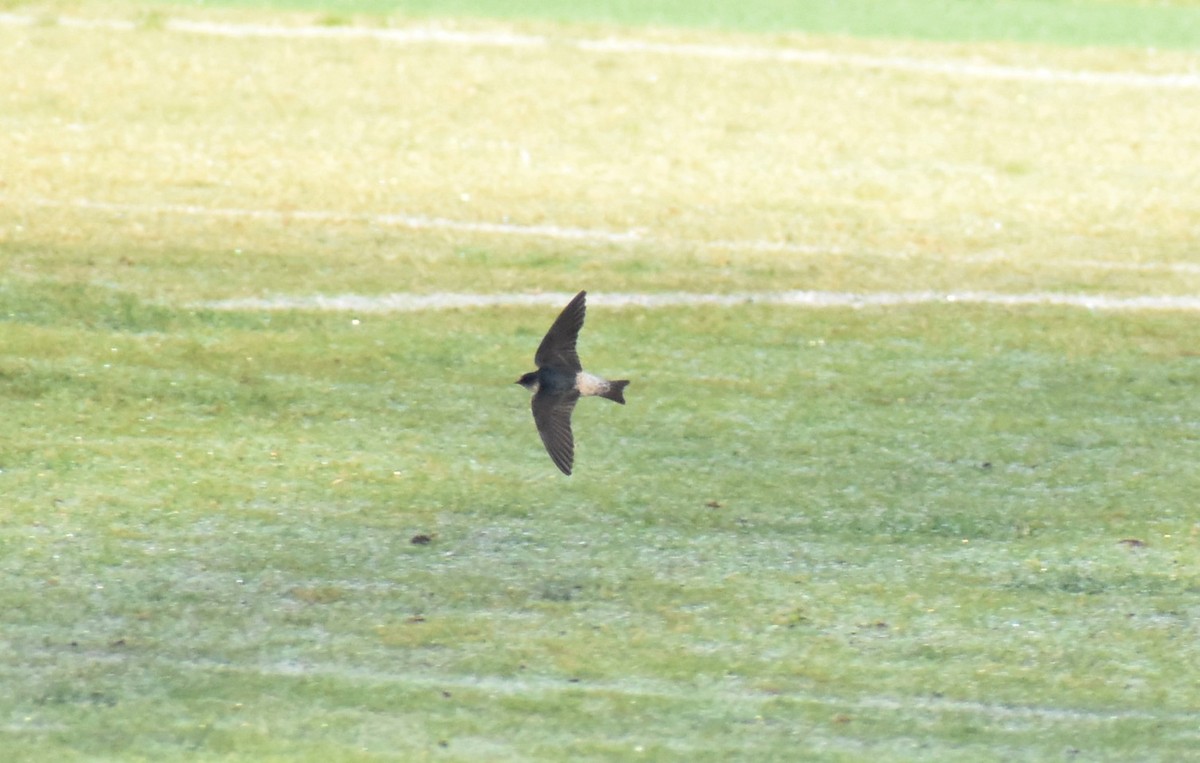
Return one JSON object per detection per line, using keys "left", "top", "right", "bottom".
{"left": 534, "top": 290, "right": 586, "bottom": 372}
{"left": 531, "top": 389, "right": 580, "bottom": 475}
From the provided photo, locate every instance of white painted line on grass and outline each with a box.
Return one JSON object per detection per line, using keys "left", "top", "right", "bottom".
{"left": 23, "top": 197, "right": 647, "bottom": 245}
{"left": 171, "top": 16, "right": 546, "bottom": 47}
{"left": 19, "top": 196, "right": 1200, "bottom": 275}
{"left": 2, "top": 12, "right": 1198, "bottom": 89}
{"left": 15, "top": 196, "right": 855, "bottom": 255}
{"left": 194, "top": 290, "right": 1200, "bottom": 313}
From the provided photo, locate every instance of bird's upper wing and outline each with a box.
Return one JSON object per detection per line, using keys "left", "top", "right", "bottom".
{"left": 531, "top": 388, "right": 580, "bottom": 475}
{"left": 534, "top": 290, "right": 586, "bottom": 372}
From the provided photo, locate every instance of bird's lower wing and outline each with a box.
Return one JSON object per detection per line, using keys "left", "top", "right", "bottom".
{"left": 532, "top": 390, "right": 580, "bottom": 475}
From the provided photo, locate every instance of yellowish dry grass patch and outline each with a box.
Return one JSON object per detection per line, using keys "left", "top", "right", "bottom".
{"left": 2, "top": 4, "right": 1198, "bottom": 301}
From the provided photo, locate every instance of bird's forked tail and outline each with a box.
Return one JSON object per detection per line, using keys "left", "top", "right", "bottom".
{"left": 601, "top": 380, "right": 630, "bottom": 405}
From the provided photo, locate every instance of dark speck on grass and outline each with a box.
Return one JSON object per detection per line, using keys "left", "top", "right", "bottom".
{"left": 410, "top": 533, "right": 433, "bottom": 545}
{"left": 1118, "top": 538, "right": 1147, "bottom": 548}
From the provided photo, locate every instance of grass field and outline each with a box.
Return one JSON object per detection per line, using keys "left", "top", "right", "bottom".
{"left": 2, "top": 0, "right": 1200, "bottom": 760}
{"left": 136, "top": 0, "right": 1200, "bottom": 49}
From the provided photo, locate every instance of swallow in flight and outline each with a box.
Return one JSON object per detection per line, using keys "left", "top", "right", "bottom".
{"left": 515, "top": 290, "right": 629, "bottom": 475}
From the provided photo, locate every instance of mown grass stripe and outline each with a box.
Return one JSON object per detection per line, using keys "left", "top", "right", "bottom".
{"left": 192, "top": 659, "right": 1179, "bottom": 724}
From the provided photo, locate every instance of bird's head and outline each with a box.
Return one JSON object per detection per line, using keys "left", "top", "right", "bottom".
{"left": 515, "top": 371, "right": 539, "bottom": 392}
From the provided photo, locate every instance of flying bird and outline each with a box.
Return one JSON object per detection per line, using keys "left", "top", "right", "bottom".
{"left": 516, "top": 290, "right": 629, "bottom": 475}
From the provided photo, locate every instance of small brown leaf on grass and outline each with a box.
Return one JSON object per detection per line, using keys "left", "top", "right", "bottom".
{"left": 706, "top": 500, "right": 723, "bottom": 509}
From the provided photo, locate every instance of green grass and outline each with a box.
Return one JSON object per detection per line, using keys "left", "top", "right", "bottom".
{"left": 2, "top": 0, "right": 1200, "bottom": 759}
{"left": 3, "top": 285, "right": 1200, "bottom": 760}
{"left": 133, "top": 0, "right": 1200, "bottom": 48}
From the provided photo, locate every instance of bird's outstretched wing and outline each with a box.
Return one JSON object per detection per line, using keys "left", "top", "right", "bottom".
{"left": 534, "top": 290, "right": 586, "bottom": 372}
{"left": 531, "top": 389, "right": 580, "bottom": 475}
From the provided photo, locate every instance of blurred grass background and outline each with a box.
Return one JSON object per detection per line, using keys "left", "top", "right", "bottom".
{"left": 1, "top": 0, "right": 1199, "bottom": 760}
{"left": 139, "top": 0, "right": 1200, "bottom": 48}
{"left": 4, "top": 1, "right": 1198, "bottom": 298}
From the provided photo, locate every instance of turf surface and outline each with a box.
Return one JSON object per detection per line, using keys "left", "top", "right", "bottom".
{"left": 1, "top": 0, "right": 1199, "bottom": 760}
{"left": 138, "top": 0, "right": 1200, "bottom": 49}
